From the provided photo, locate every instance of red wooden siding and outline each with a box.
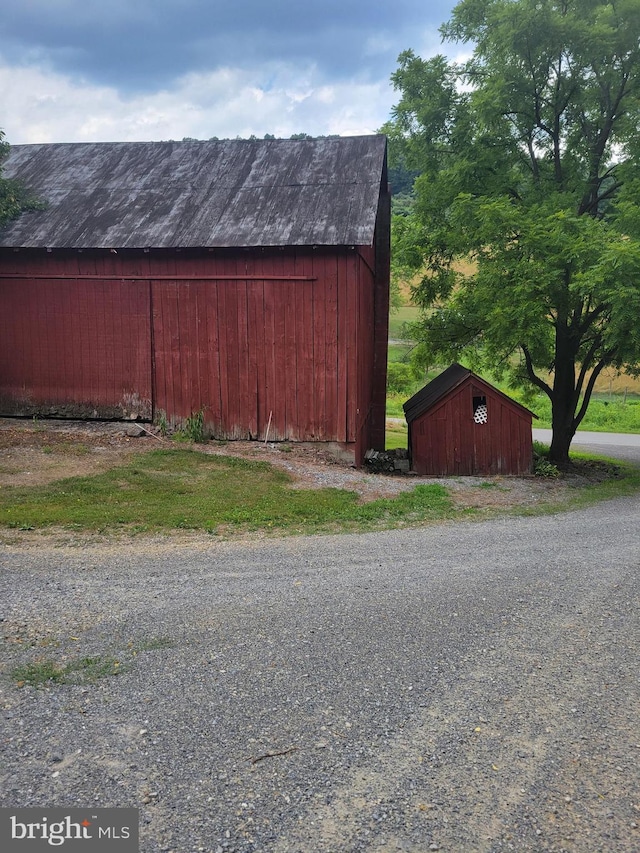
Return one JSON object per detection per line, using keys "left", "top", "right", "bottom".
{"left": 409, "top": 380, "right": 533, "bottom": 476}
{"left": 150, "top": 247, "right": 380, "bottom": 450}
{"left": 0, "top": 246, "right": 385, "bottom": 462}
{"left": 0, "top": 275, "right": 152, "bottom": 419}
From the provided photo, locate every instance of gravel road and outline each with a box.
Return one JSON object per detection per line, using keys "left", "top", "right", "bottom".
{"left": 2, "top": 478, "right": 640, "bottom": 853}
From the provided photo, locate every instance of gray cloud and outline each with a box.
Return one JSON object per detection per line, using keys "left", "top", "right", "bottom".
{"left": 1, "top": 0, "right": 453, "bottom": 92}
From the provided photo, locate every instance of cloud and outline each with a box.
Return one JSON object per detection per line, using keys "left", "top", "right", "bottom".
{"left": 0, "top": 61, "right": 397, "bottom": 143}
{"left": 1, "top": 0, "right": 452, "bottom": 91}
{"left": 0, "top": 1, "right": 456, "bottom": 143}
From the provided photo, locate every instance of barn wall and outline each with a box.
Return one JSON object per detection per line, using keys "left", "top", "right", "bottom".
{"left": 0, "top": 247, "right": 383, "bottom": 461}
{"left": 370, "top": 172, "right": 391, "bottom": 451}
{"left": 409, "top": 380, "right": 533, "bottom": 476}
{"left": 0, "top": 266, "right": 152, "bottom": 419}
{"left": 150, "top": 247, "right": 359, "bottom": 444}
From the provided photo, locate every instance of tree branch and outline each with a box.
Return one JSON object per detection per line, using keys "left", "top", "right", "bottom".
{"left": 574, "top": 355, "right": 613, "bottom": 429}
{"left": 522, "top": 345, "right": 552, "bottom": 399}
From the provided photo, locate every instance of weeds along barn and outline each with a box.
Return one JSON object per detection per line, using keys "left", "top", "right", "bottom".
{"left": 0, "top": 136, "right": 390, "bottom": 464}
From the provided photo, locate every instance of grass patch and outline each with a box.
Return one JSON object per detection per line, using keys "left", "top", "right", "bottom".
{"left": 388, "top": 305, "right": 419, "bottom": 340}
{"left": 485, "top": 384, "right": 640, "bottom": 434}
{"left": 388, "top": 342, "right": 415, "bottom": 363}
{"left": 386, "top": 394, "right": 411, "bottom": 418}
{"left": 11, "top": 655, "right": 121, "bottom": 688}
{"left": 386, "top": 420, "right": 408, "bottom": 451}
{"left": 0, "top": 448, "right": 455, "bottom": 536}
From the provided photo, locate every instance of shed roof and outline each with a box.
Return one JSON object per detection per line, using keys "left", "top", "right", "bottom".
{"left": 0, "top": 135, "right": 387, "bottom": 250}
{"left": 403, "top": 363, "right": 537, "bottom": 423}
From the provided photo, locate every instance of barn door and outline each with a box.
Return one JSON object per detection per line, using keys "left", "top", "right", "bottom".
{"left": 0, "top": 278, "right": 153, "bottom": 419}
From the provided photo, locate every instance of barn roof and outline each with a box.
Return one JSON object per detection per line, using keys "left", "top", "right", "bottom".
{"left": 403, "top": 363, "right": 537, "bottom": 423}
{"left": 0, "top": 135, "right": 387, "bottom": 250}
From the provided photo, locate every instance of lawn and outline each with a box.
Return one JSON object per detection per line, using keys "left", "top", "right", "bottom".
{"left": 0, "top": 448, "right": 454, "bottom": 536}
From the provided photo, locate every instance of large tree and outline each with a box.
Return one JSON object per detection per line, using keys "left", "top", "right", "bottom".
{"left": 385, "top": 0, "right": 640, "bottom": 463}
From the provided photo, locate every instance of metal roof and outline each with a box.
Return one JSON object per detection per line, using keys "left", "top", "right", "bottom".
{"left": 0, "top": 135, "right": 387, "bottom": 250}
{"left": 403, "top": 363, "right": 537, "bottom": 423}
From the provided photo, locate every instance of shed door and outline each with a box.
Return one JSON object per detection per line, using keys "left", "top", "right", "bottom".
{"left": 0, "top": 279, "right": 153, "bottom": 419}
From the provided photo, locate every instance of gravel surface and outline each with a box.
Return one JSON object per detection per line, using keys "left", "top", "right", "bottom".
{"left": 2, "top": 488, "right": 640, "bottom": 852}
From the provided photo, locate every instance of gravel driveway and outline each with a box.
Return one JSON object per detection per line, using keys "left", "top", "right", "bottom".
{"left": 2, "top": 475, "right": 640, "bottom": 852}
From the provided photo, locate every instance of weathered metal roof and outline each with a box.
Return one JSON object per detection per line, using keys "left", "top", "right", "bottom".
{"left": 0, "top": 135, "right": 387, "bottom": 250}
{"left": 403, "top": 363, "right": 537, "bottom": 423}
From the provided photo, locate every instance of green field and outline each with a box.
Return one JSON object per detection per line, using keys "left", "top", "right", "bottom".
{"left": 388, "top": 305, "right": 419, "bottom": 340}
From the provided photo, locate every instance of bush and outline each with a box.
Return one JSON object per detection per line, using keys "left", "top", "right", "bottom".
{"left": 387, "top": 362, "right": 415, "bottom": 396}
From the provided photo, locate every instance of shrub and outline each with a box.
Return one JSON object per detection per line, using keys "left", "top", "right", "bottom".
{"left": 387, "top": 362, "right": 415, "bottom": 396}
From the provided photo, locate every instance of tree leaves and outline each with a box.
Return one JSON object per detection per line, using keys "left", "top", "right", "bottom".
{"left": 385, "top": 0, "right": 640, "bottom": 461}
{"left": 0, "top": 128, "right": 45, "bottom": 226}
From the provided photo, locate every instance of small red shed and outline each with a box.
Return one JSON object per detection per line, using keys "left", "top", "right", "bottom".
{"left": 0, "top": 136, "right": 390, "bottom": 465}
{"left": 403, "top": 364, "right": 536, "bottom": 476}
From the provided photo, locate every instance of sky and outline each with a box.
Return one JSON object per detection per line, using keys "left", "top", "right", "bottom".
{"left": 0, "top": 0, "right": 458, "bottom": 145}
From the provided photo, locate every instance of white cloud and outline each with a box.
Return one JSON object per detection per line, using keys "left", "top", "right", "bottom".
{"left": 0, "top": 60, "right": 395, "bottom": 143}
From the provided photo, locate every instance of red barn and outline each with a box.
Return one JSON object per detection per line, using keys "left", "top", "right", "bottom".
{"left": 0, "top": 136, "right": 390, "bottom": 465}
{"left": 404, "top": 364, "right": 536, "bottom": 476}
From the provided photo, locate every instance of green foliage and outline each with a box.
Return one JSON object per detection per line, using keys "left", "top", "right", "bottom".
{"left": 385, "top": 0, "right": 640, "bottom": 462}
{"left": 533, "top": 457, "right": 560, "bottom": 479}
{"left": 0, "top": 129, "right": 46, "bottom": 225}
{"left": 11, "top": 655, "right": 121, "bottom": 687}
{"left": 156, "top": 410, "right": 169, "bottom": 437}
{"left": 175, "top": 410, "right": 207, "bottom": 443}
{"left": 386, "top": 362, "right": 415, "bottom": 395}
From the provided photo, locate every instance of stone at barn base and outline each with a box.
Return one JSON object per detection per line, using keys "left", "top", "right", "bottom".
{"left": 124, "top": 425, "right": 147, "bottom": 438}
{"left": 364, "top": 448, "right": 413, "bottom": 474}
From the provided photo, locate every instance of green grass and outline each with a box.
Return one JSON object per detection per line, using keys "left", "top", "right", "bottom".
{"left": 524, "top": 449, "right": 640, "bottom": 513}
{"left": 386, "top": 420, "right": 408, "bottom": 450}
{"left": 11, "top": 655, "right": 121, "bottom": 687}
{"left": 0, "top": 448, "right": 455, "bottom": 536}
{"left": 501, "top": 389, "right": 640, "bottom": 434}
{"left": 9, "top": 636, "right": 177, "bottom": 689}
{"left": 388, "top": 342, "right": 416, "bottom": 364}
{"left": 386, "top": 394, "right": 411, "bottom": 419}
{"left": 388, "top": 305, "right": 420, "bottom": 340}
{"left": 564, "top": 452, "right": 640, "bottom": 503}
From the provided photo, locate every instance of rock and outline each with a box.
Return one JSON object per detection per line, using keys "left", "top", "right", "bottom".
{"left": 125, "top": 425, "right": 146, "bottom": 437}
{"left": 364, "top": 447, "right": 412, "bottom": 474}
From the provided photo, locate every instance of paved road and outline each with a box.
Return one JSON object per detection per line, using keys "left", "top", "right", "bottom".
{"left": 2, "top": 434, "right": 639, "bottom": 852}
{"left": 533, "top": 429, "right": 640, "bottom": 465}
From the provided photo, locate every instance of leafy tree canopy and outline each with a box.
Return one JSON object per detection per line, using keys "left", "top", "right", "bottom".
{"left": 386, "top": 0, "right": 640, "bottom": 462}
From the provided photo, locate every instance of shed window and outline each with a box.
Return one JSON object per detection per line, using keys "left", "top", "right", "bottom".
{"left": 473, "top": 395, "right": 488, "bottom": 424}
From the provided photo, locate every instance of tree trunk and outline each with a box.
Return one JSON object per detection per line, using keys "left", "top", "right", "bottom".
{"left": 549, "top": 404, "right": 575, "bottom": 464}
{"left": 548, "top": 325, "right": 579, "bottom": 465}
